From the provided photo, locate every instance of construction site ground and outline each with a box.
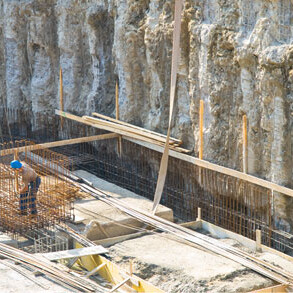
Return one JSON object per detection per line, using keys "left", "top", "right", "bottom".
{"left": 69, "top": 171, "right": 293, "bottom": 293}
{"left": 0, "top": 170, "right": 293, "bottom": 292}
{"left": 0, "top": 260, "right": 73, "bottom": 293}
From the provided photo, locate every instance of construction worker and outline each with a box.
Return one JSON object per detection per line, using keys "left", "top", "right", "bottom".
{"left": 10, "top": 160, "right": 41, "bottom": 216}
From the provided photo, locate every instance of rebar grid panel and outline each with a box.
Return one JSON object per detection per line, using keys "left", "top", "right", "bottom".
{"left": 54, "top": 139, "right": 293, "bottom": 254}
{"left": 0, "top": 140, "right": 76, "bottom": 237}
{"left": 0, "top": 107, "right": 104, "bottom": 143}
{"left": 33, "top": 228, "right": 69, "bottom": 253}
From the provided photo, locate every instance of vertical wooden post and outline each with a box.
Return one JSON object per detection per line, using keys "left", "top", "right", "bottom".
{"left": 196, "top": 207, "right": 202, "bottom": 221}
{"left": 116, "top": 81, "right": 119, "bottom": 120}
{"left": 242, "top": 115, "right": 248, "bottom": 174}
{"left": 199, "top": 100, "right": 204, "bottom": 160}
{"left": 116, "top": 80, "right": 122, "bottom": 156}
{"left": 129, "top": 260, "right": 133, "bottom": 276}
{"left": 199, "top": 100, "right": 204, "bottom": 186}
{"left": 256, "top": 229, "right": 262, "bottom": 252}
{"left": 60, "top": 67, "right": 64, "bottom": 130}
{"left": 14, "top": 151, "right": 19, "bottom": 192}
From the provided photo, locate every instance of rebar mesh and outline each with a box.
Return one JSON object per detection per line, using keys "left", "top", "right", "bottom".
{"left": 53, "top": 139, "right": 293, "bottom": 255}
{"left": 1, "top": 107, "right": 293, "bottom": 255}
{"left": 0, "top": 140, "right": 76, "bottom": 236}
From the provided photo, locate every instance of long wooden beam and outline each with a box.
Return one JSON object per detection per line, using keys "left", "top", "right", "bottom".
{"left": 92, "top": 112, "right": 182, "bottom": 145}
{"left": 55, "top": 110, "right": 190, "bottom": 153}
{"left": 84, "top": 115, "right": 180, "bottom": 145}
{"left": 0, "top": 133, "right": 118, "bottom": 157}
{"left": 249, "top": 284, "right": 289, "bottom": 293}
{"left": 124, "top": 137, "right": 293, "bottom": 198}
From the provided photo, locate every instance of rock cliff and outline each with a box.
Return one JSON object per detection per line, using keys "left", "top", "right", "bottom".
{"left": 1, "top": 0, "right": 293, "bottom": 230}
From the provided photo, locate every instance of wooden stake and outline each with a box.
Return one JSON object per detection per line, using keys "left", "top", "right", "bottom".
{"left": 199, "top": 100, "right": 204, "bottom": 186}
{"left": 243, "top": 115, "right": 248, "bottom": 173}
{"left": 115, "top": 81, "right": 119, "bottom": 120}
{"left": 116, "top": 80, "right": 122, "bottom": 156}
{"left": 129, "top": 260, "right": 133, "bottom": 276}
{"left": 256, "top": 229, "right": 262, "bottom": 252}
{"left": 60, "top": 67, "right": 64, "bottom": 130}
{"left": 196, "top": 207, "right": 202, "bottom": 221}
{"left": 85, "top": 263, "right": 106, "bottom": 278}
{"left": 199, "top": 100, "right": 204, "bottom": 160}
{"left": 110, "top": 277, "right": 130, "bottom": 292}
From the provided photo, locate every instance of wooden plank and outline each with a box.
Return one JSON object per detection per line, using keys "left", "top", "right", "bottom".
{"left": 0, "top": 133, "right": 118, "bottom": 157}
{"left": 115, "top": 81, "right": 122, "bottom": 157}
{"left": 201, "top": 220, "right": 293, "bottom": 263}
{"left": 84, "top": 115, "right": 179, "bottom": 145}
{"left": 180, "top": 220, "right": 202, "bottom": 230}
{"left": 60, "top": 67, "right": 64, "bottom": 129}
{"left": 109, "top": 277, "right": 130, "bottom": 292}
{"left": 85, "top": 263, "right": 106, "bottom": 278}
{"left": 242, "top": 115, "right": 248, "bottom": 173}
{"left": 115, "top": 81, "right": 119, "bottom": 121}
{"left": 256, "top": 229, "right": 262, "bottom": 252}
{"left": 56, "top": 110, "right": 189, "bottom": 153}
{"left": 40, "top": 246, "right": 108, "bottom": 261}
{"left": 124, "top": 137, "right": 293, "bottom": 198}
{"left": 249, "top": 284, "right": 289, "bottom": 293}
{"left": 92, "top": 112, "right": 182, "bottom": 145}
{"left": 94, "top": 231, "right": 148, "bottom": 248}
{"left": 199, "top": 100, "right": 204, "bottom": 160}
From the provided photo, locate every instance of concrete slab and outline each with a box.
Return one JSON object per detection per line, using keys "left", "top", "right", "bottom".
{"left": 108, "top": 233, "right": 275, "bottom": 293}
{"left": 0, "top": 234, "right": 18, "bottom": 248}
{"left": 72, "top": 170, "right": 173, "bottom": 241}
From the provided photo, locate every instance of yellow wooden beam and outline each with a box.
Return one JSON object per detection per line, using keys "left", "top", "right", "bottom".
{"left": 0, "top": 133, "right": 118, "bottom": 157}
{"left": 249, "top": 283, "right": 289, "bottom": 293}
{"left": 60, "top": 67, "right": 64, "bottom": 129}
{"left": 115, "top": 80, "right": 122, "bottom": 157}
{"left": 199, "top": 100, "right": 204, "bottom": 160}
{"left": 243, "top": 115, "right": 248, "bottom": 173}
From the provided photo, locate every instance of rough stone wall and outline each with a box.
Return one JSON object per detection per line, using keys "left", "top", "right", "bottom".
{"left": 1, "top": 0, "right": 293, "bottom": 231}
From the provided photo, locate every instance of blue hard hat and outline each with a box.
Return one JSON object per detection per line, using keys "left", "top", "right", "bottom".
{"left": 10, "top": 160, "right": 22, "bottom": 169}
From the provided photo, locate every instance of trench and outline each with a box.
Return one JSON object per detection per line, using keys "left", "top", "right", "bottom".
{"left": 1, "top": 108, "right": 293, "bottom": 256}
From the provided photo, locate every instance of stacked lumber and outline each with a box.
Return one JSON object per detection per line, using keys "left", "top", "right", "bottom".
{"left": 0, "top": 242, "right": 102, "bottom": 292}
{"left": 55, "top": 110, "right": 191, "bottom": 153}
{"left": 89, "top": 112, "right": 181, "bottom": 145}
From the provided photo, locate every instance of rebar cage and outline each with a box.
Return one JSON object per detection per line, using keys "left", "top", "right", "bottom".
{"left": 0, "top": 140, "right": 76, "bottom": 236}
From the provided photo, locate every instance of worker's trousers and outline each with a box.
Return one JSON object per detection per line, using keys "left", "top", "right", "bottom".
{"left": 20, "top": 176, "right": 41, "bottom": 215}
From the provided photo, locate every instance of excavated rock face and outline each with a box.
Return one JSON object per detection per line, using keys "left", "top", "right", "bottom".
{"left": 0, "top": 0, "right": 293, "bottom": 231}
